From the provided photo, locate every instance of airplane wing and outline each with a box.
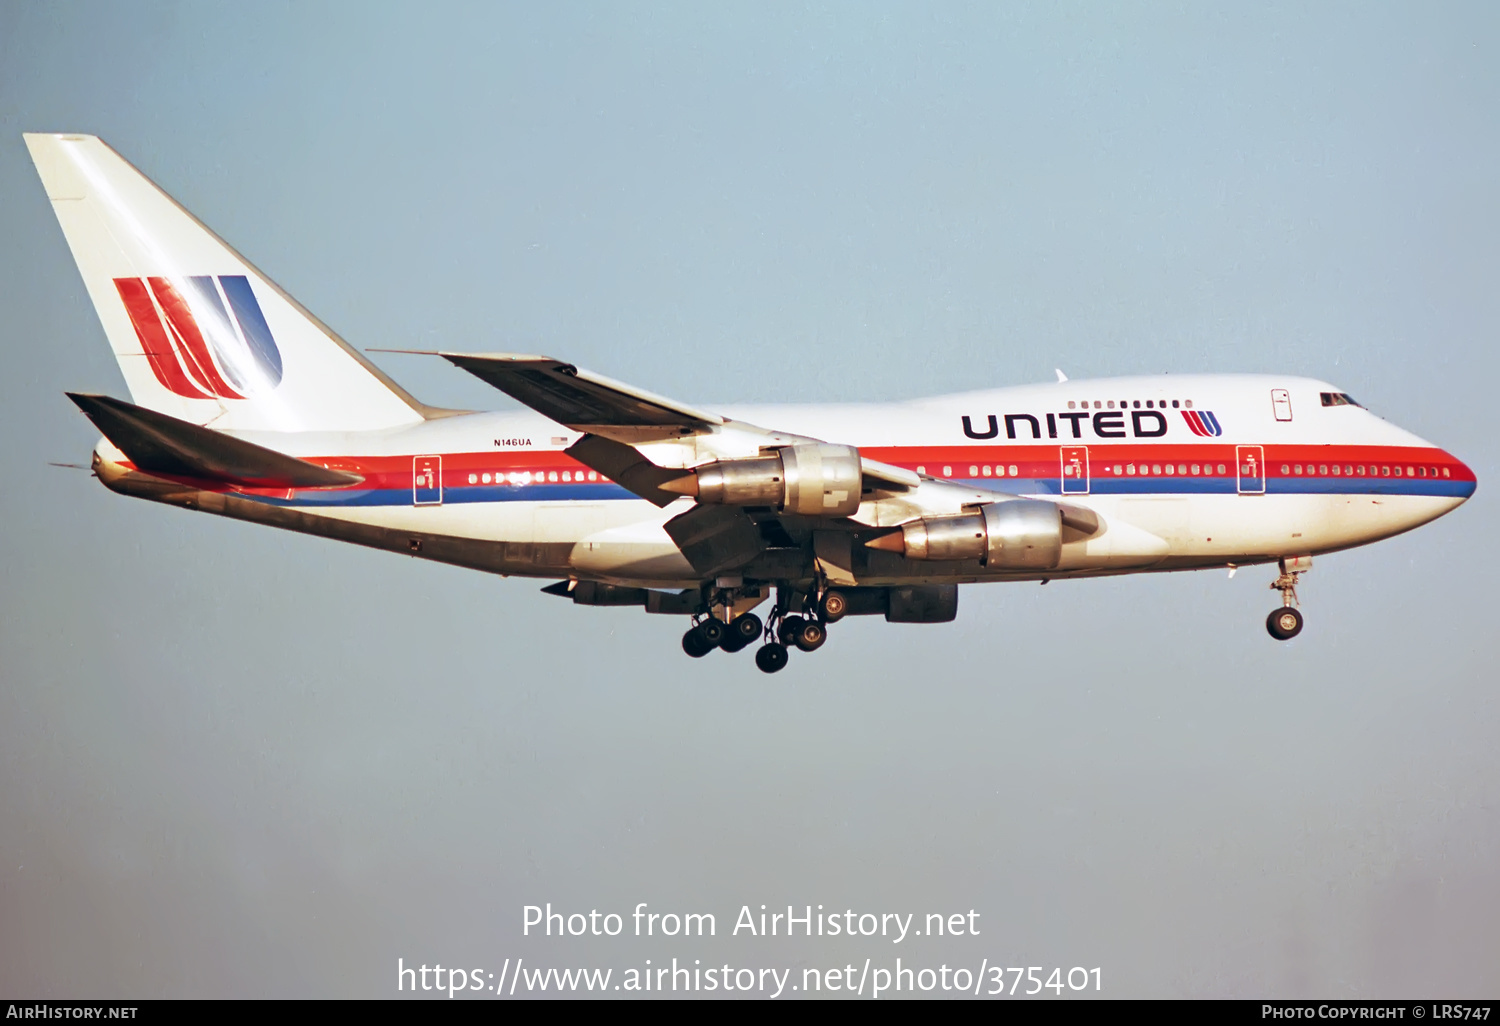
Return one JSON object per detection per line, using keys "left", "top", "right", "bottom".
{"left": 432, "top": 351, "right": 921, "bottom": 495}
{"left": 440, "top": 353, "right": 724, "bottom": 443}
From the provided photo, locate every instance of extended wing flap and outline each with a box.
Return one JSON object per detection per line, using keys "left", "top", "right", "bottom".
{"left": 68, "top": 393, "right": 362, "bottom": 489}
{"left": 662, "top": 504, "right": 765, "bottom": 576}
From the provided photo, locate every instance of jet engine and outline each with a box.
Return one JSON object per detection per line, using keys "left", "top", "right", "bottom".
{"left": 865, "top": 499, "right": 1092, "bottom": 569}
{"left": 660, "top": 443, "right": 863, "bottom": 517}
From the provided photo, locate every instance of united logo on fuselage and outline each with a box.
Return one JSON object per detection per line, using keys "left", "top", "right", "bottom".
{"left": 962, "top": 408, "right": 1226, "bottom": 440}
{"left": 1181, "top": 410, "right": 1223, "bottom": 436}
{"left": 114, "top": 275, "right": 284, "bottom": 400}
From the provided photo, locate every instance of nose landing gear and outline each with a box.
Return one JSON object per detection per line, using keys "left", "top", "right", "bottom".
{"left": 1266, "top": 556, "right": 1310, "bottom": 641}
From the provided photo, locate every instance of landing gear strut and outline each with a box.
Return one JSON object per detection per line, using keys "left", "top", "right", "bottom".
{"left": 1266, "top": 557, "right": 1310, "bottom": 641}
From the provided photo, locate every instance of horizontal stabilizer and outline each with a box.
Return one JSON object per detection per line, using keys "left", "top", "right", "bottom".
{"left": 68, "top": 393, "right": 362, "bottom": 489}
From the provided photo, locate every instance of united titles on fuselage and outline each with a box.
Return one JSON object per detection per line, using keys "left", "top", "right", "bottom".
{"left": 962, "top": 410, "right": 1174, "bottom": 441}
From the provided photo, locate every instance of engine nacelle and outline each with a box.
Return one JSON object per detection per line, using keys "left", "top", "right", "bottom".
{"left": 868, "top": 499, "right": 1066, "bottom": 569}
{"left": 662, "top": 443, "right": 863, "bottom": 517}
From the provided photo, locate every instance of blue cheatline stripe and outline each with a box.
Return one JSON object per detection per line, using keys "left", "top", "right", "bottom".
{"left": 237, "top": 475, "right": 1473, "bottom": 509}
{"left": 963, "top": 477, "right": 1473, "bottom": 498}
{"left": 1202, "top": 411, "right": 1223, "bottom": 435}
{"left": 1265, "top": 477, "right": 1473, "bottom": 498}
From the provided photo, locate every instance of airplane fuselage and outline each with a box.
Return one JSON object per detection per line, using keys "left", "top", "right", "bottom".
{"left": 92, "top": 373, "right": 1474, "bottom": 590}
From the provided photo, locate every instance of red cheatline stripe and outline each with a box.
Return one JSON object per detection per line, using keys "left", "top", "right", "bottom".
{"left": 197, "top": 445, "right": 1469, "bottom": 489}
{"left": 114, "top": 278, "right": 214, "bottom": 399}
{"left": 147, "top": 277, "right": 245, "bottom": 400}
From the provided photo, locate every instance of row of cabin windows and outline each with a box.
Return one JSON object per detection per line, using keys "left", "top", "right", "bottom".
{"left": 1067, "top": 399, "right": 1191, "bottom": 410}
{"left": 916, "top": 461, "right": 1450, "bottom": 481}
{"left": 920, "top": 462, "right": 1231, "bottom": 478}
{"left": 465, "top": 469, "right": 602, "bottom": 485}
{"left": 919, "top": 464, "right": 1021, "bottom": 477}
{"left": 460, "top": 462, "right": 1449, "bottom": 487}
{"left": 1282, "top": 464, "right": 1449, "bottom": 479}
{"left": 1105, "top": 463, "right": 1226, "bottom": 476}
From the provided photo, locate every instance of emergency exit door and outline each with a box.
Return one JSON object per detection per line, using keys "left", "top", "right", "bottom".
{"left": 1060, "top": 446, "right": 1090, "bottom": 495}
{"left": 413, "top": 455, "right": 443, "bottom": 505}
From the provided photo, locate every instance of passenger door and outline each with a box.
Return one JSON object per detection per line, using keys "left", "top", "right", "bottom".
{"left": 413, "top": 455, "right": 443, "bottom": 505}
{"left": 1236, "top": 445, "right": 1265, "bottom": 495}
{"left": 1060, "top": 446, "right": 1089, "bottom": 495}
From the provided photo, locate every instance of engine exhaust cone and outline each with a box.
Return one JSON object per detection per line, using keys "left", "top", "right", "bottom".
{"left": 657, "top": 473, "right": 699, "bottom": 497}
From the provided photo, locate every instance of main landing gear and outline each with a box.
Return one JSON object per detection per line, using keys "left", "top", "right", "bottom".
{"left": 681, "top": 612, "right": 758, "bottom": 658}
{"left": 1266, "top": 556, "right": 1311, "bottom": 641}
{"left": 681, "top": 586, "right": 847, "bottom": 673}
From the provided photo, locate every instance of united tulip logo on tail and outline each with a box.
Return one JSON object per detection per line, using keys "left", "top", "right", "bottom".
{"left": 114, "top": 275, "right": 284, "bottom": 399}
{"left": 1182, "top": 409, "right": 1223, "bottom": 436}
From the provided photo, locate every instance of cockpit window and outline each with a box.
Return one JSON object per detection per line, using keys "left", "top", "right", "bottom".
{"left": 1320, "top": 392, "right": 1363, "bottom": 408}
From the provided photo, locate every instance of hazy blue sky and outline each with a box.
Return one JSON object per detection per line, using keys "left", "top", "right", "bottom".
{"left": 1, "top": 1, "right": 1496, "bottom": 998}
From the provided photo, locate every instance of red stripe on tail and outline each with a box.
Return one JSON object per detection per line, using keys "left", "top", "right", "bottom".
{"left": 114, "top": 278, "right": 214, "bottom": 399}
{"left": 147, "top": 277, "right": 245, "bottom": 400}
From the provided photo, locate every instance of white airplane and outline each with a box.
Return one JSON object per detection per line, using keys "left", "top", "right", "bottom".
{"left": 27, "top": 134, "right": 1476, "bottom": 672}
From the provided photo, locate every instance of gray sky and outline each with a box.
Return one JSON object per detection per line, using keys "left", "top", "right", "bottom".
{"left": 1, "top": 1, "right": 1496, "bottom": 998}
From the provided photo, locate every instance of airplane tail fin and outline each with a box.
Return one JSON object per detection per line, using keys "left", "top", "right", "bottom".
{"left": 25, "top": 133, "right": 433, "bottom": 433}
